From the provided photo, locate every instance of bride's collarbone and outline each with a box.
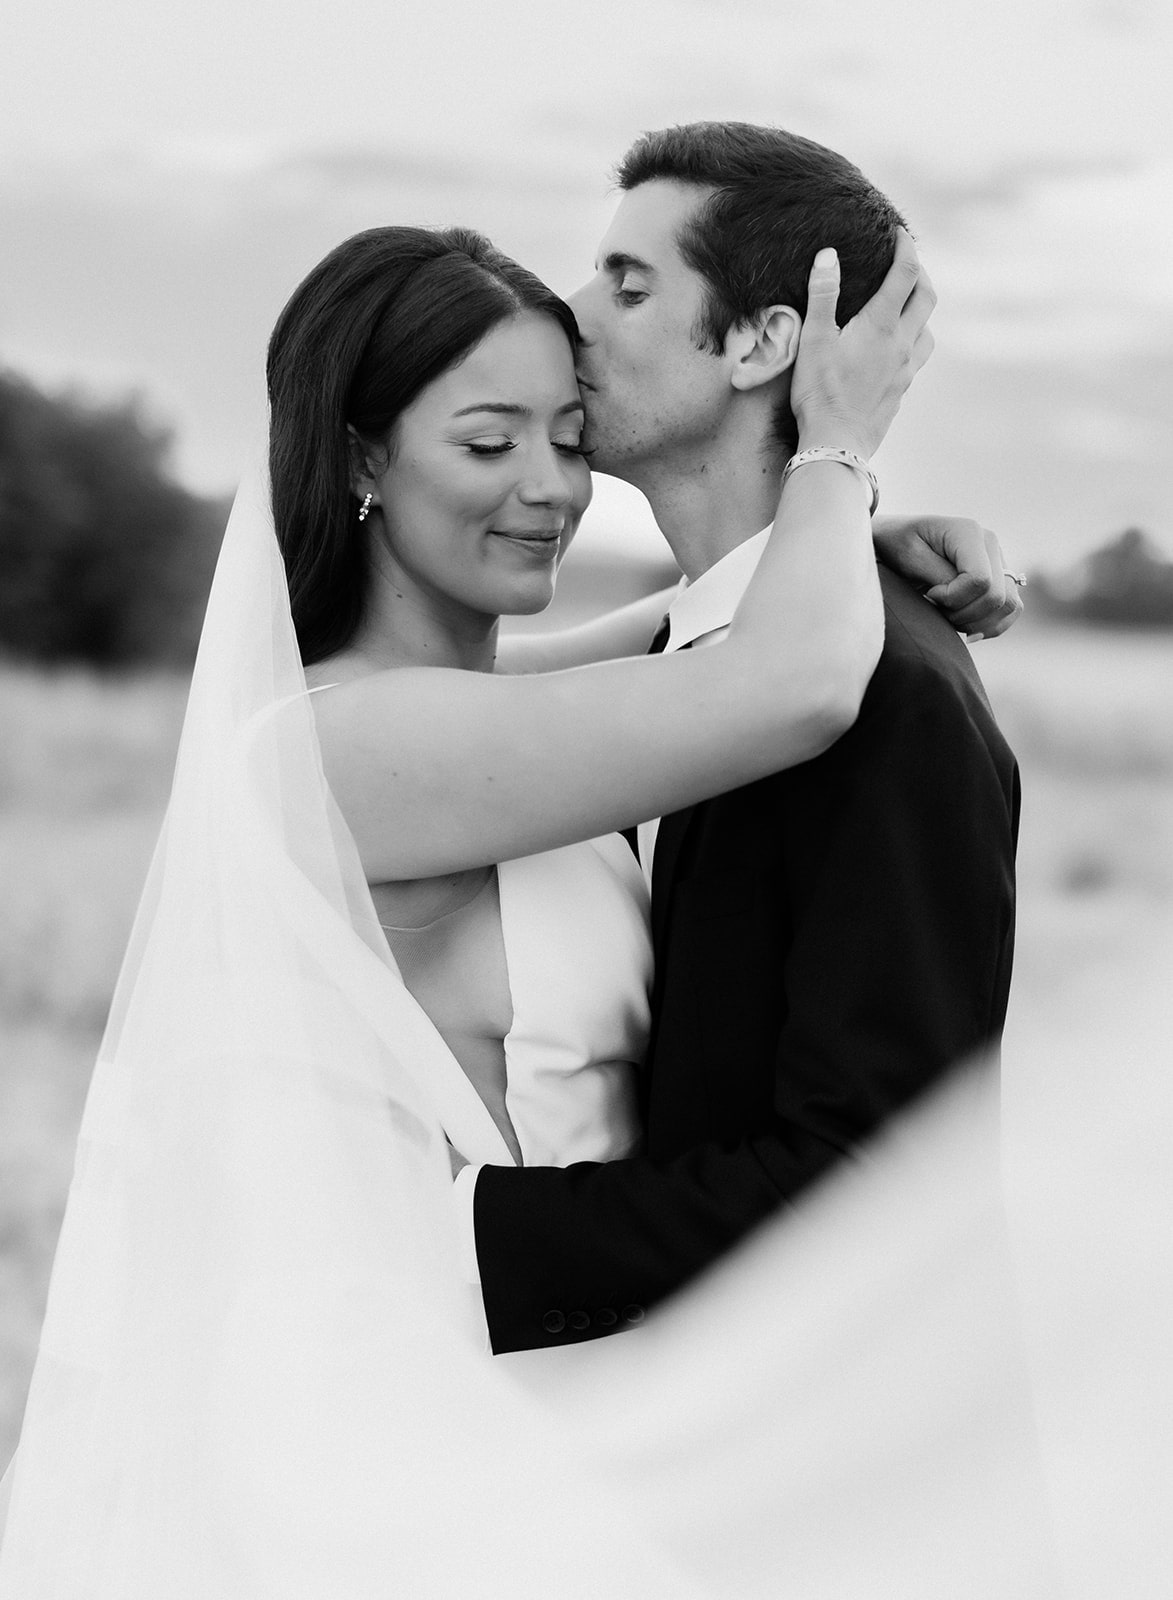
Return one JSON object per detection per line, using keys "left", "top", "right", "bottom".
{"left": 371, "top": 865, "right": 496, "bottom": 934}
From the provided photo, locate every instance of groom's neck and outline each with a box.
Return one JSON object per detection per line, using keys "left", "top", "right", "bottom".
{"left": 636, "top": 455, "right": 785, "bottom": 582}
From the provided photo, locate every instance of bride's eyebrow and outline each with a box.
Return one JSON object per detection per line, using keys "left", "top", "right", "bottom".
{"left": 450, "top": 401, "right": 585, "bottom": 419}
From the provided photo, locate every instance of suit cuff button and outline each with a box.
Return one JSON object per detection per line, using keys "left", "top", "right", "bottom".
{"left": 542, "top": 1310, "right": 566, "bottom": 1334}
{"left": 567, "top": 1310, "right": 591, "bottom": 1332}
{"left": 622, "top": 1304, "right": 645, "bottom": 1326}
{"left": 594, "top": 1307, "right": 619, "bottom": 1328}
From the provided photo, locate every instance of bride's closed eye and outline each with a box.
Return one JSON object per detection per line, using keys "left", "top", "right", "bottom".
{"left": 464, "top": 440, "right": 515, "bottom": 456}
{"left": 464, "top": 439, "right": 588, "bottom": 458}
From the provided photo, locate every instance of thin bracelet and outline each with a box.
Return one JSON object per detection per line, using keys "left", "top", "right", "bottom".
{"left": 781, "top": 447, "right": 879, "bottom": 515}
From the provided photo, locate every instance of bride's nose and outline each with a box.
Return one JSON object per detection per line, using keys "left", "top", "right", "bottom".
{"left": 517, "top": 446, "right": 576, "bottom": 508}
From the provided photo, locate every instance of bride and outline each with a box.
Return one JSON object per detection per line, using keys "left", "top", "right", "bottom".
{"left": 0, "top": 224, "right": 1045, "bottom": 1596}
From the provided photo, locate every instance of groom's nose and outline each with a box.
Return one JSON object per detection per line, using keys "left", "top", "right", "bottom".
{"left": 566, "top": 279, "right": 599, "bottom": 343}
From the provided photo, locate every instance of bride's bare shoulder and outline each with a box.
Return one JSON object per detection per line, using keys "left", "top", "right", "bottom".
{"left": 303, "top": 648, "right": 392, "bottom": 692}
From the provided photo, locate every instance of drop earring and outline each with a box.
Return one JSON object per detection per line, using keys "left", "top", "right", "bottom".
{"left": 357, "top": 493, "right": 374, "bottom": 522}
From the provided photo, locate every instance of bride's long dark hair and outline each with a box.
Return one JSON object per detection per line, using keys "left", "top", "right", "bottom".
{"left": 266, "top": 226, "right": 579, "bottom": 666}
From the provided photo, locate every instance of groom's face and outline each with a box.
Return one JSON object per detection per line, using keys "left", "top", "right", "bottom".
{"left": 569, "top": 180, "right": 732, "bottom": 481}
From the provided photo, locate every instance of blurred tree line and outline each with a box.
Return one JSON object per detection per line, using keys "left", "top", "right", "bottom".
{"left": 1032, "top": 528, "right": 1173, "bottom": 629}
{"left": 4, "top": 366, "right": 1170, "bottom": 665}
{"left": 0, "top": 372, "right": 227, "bottom": 668}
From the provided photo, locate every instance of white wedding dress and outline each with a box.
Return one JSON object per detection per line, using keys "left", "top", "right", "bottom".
{"left": 0, "top": 471, "right": 1078, "bottom": 1597}
{"left": 379, "top": 832, "right": 648, "bottom": 1177}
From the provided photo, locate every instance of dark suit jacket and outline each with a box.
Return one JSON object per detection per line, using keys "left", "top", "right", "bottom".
{"left": 474, "top": 567, "right": 1020, "bottom": 1353}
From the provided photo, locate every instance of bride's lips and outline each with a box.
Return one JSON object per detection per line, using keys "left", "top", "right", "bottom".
{"left": 490, "top": 527, "right": 564, "bottom": 555}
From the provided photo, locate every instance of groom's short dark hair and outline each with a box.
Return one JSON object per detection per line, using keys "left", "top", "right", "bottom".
{"left": 615, "top": 122, "right": 907, "bottom": 450}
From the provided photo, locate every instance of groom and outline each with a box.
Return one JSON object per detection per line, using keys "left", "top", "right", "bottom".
{"left": 466, "top": 122, "right": 1020, "bottom": 1353}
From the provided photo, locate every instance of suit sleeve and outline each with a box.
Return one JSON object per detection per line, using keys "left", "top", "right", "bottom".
{"left": 473, "top": 635, "right": 1019, "bottom": 1352}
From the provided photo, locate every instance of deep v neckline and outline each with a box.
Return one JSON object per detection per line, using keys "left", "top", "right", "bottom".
{"left": 305, "top": 681, "right": 520, "bottom": 1166}
{"left": 380, "top": 864, "right": 520, "bottom": 1169}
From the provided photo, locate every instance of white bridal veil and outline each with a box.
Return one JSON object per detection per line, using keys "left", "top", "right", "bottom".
{"left": 0, "top": 470, "right": 1066, "bottom": 1597}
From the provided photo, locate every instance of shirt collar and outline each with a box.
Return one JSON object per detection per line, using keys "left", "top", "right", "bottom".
{"left": 665, "top": 527, "right": 772, "bottom": 650}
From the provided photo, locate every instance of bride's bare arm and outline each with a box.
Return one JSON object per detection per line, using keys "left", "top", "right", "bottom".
{"left": 316, "top": 464, "right": 876, "bottom": 880}
{"left": 497, "top": 514, "right": 1017, "bottom": 677}
{"left": 494, "top": 584, "right": 679, "bottom": 674}
{"left": 314, "top": 237, "right": 932, "bottom": 880}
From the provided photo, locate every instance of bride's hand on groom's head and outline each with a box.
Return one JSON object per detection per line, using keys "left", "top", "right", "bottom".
{"left": 791, "top": 229, "right": 935, "bottom": 463}
{"left": 872, "top": 514, "right": 1025, "bottom": 639}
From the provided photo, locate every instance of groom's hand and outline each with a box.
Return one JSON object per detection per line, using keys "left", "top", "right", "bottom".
{"left": 873, "top": 513, "right": 1025, "bottom": 639}
{"left": 791, "top": 229, "right": 935, "bottom": 462}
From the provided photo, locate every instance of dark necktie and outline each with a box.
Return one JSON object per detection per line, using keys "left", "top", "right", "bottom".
{"left": 647, "top": 614, "right": 671, "bottom": 655}
{"left": 622, "top": 614, "right": 673, "bottom": 859}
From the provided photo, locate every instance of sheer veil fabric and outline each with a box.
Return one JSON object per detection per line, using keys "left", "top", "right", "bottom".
{"left": 0, "top": 471, "right": 1063, "bottom": 1597}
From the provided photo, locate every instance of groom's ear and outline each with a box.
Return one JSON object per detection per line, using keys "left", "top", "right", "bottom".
{"left": 727, "top": 306, "right": 802, "bottom": 393}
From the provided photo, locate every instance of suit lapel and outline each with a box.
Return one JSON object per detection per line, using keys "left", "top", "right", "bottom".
{"left": 650, "top": 802, "right": 696, "bottom": 955}
{"left": 647, "top": 633, "right": 699, "bottom": 952}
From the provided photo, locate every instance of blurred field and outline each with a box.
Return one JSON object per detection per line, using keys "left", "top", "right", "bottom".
{"left": 2, "top": 611, "right": 1172, "bottom": 1578}
{"left": 0, "top": 667, "right": 189, "bottom": 1453}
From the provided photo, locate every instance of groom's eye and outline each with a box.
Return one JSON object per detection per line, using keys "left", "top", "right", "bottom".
{"left": 616, "top": 284, "right": 648, "bottom": 307}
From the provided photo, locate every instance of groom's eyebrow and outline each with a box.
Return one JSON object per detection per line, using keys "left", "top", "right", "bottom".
{"left": 451, "top": 401, "right": 585, "bottom": 418}
{"left": 601, "top": 251, "right": 655, "bottom": 277}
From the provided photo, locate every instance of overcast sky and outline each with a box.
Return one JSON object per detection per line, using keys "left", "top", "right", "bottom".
{"left": 2, "top": 0, "right": 1170, "bottom": 564}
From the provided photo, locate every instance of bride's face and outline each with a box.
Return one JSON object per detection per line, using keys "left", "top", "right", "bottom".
{"left": 366, "top": 311, "right": 592, "bottom": 622}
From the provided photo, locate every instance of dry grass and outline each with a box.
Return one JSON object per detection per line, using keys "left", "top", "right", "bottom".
{"left": 0, "top": 668, "right": 187, "bottom": 1447}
